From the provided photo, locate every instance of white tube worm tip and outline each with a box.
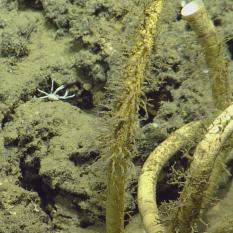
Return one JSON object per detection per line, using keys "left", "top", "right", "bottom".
{"left": 181, "top": 0, "right": 204, "bottom": 17}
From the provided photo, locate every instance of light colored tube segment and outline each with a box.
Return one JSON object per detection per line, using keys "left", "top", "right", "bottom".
{"left": 170, "top": 103, "right": 233, "bottom": 232}
{"left": 138, "top": 121, "right": 206, "bottom": 233}
{"left": 181, "top": 0, "right": 230, "bottom": 110}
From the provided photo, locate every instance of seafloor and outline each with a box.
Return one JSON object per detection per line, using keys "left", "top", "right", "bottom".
{"left": 0, "top": 0, "right": 232, "bottom": 232}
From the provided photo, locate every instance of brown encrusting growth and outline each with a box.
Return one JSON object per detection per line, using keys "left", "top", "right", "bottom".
{"left": 105, "top": 1, "right": 164, "bottom": 233}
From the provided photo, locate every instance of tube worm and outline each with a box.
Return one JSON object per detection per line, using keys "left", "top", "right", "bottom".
{"left": 106, "top": 1, "right": 164, "bottom": 233}
{"left": 181, "top": 0, "right": 230, "bottom": 110}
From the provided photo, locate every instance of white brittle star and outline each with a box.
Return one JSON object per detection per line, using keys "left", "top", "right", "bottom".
{"left": 37, "top": 80, "right": 75, "bottom": 101}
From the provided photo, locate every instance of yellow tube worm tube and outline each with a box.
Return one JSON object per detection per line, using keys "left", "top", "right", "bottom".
{"left": 181, "top": 0, "right": 230, "bottom": 110}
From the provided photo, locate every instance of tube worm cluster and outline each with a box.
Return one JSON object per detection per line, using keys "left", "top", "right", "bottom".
{"left": 138, "top": 0, "right": 231, "bottom": 232}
